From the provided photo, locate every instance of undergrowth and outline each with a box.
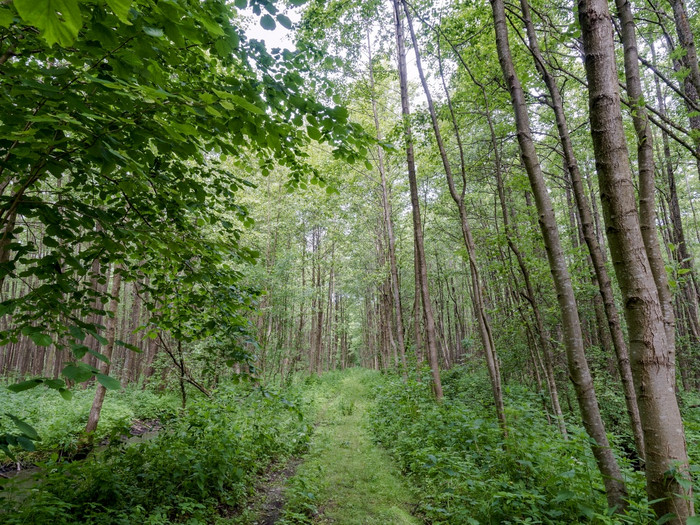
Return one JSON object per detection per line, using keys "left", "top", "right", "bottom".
{"left": 367, "top": 367, "right": 657, "bottom": 524}
{"left": 0, "top": 382, "right": 312, "bottom": 524}
{"left": 0, "top": 385, "right": 179, "bottom": 459}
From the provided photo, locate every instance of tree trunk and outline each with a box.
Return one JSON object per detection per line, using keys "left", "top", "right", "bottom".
{"left": 392, "top": 0, "right": 442, "bottom": 400}
{"left": 579, "top": 0, "right": 692, "bottom": 519}
{"left": 490, "top": 0, "right": 628, "bottom": 509}
{"left": 367, "top": 28, "right": 408, "bottom": 378}
{"left": 85, "top": 267, "right": 123, "bottom": 435}
{"left": 520, "top": 0, "right": 644, "bottom": 460}
{"left": 404, "top": 0, "right": 504, "bottom": 427}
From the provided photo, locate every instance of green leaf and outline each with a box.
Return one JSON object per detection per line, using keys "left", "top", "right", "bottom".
{"left": 143, "top": 26, "right": 163, "bottom": 37}
{"left": 686, "top": 517, "right": 700, "bottom": 525}
{"left": 87, "top": 331, "right": 109, "bottom": 345}
{"left": 7, "top": 414, "right": 40, "bottom": 440}
{"left": 88, "top": 349, "right": 110, "bottom": 363}
{"left": 59, "top": 388, "right": 73, "bottom": 401}
{"left": 44, "top": 379, "right": 65, "bottom": 390}
{"left": 62, "top": 363, "right": 95, "bottom": 383}
{"left": 306, "top": 126, "right": 322, "bottom": 141}
{"left": 105, "top": 0, "right": 131, "bottom": 24}
{"left": 69, "top": 325, "right": 86, "bottom": 341}
{"left": 21, "top": 325, "right": 40, "bottom": 336}
{"left": 276, "top": 14, "right": 292, "bottom": 29}
{"left": 116, "top": 340, "right": 142, "bottom": 352}
{"left": 234, "top": 0, "right": 246, "bottom": 7}
{"left": 70, "top": 344, "right": 89, "bottom": 359}
{"left": 676, "top": 476, "right": 693, "bottom": 491}
{"left": 199, "top": 16, "right": 224, "bottom": 37}
{"left": 260, "top": 14, "right": 276, "bottom": 31}
{"left": 0, "top": 442, "right": 16, "bottom": 460}
{"left": 230, "top": 95, "right": 265, "bottom": 115}
{"left": 30, "top": 333, "right": 53, "bottom": 347}
{"left": 16, "top": 436, "right": 35, "bottom": 452}
{"left": 7, "top": 379, "right": 43, "bottom": 392}
{"left": 0, "top": 9, "right": 14, "bottom": 28}
{"left": 42, "top": 236, "right": 59, "bottom": 248}
{"left": 14, "top": 0, "right": 82, "bottom": 47}
{"left": 96, "top": 374, "right": 121, "bottom": 390}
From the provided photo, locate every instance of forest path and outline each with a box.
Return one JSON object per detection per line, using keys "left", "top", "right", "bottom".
{"left": 280, "top": 371, "right": 422, "bottom": 524}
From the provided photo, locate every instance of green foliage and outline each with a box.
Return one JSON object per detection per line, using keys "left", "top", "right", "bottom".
{"left": 0, "top": 413, "right": 40, "bottom": 458}
{"left": 0, "top": 383, "right": 178, "bottom": 455}
{"left": 0, "top": 381, "right": 312, "bottom": 524}
{"left": 1, "top": 0, "right": 368, "bottom": 393}
{"left": 368, "top": 368, "right": 650, "bottom": 524}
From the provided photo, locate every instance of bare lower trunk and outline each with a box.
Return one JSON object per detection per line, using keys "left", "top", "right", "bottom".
{"left": 579, "top": 0, "right": 691, "bottom": 520}
{"left": 0, "top": 208, "right": 17, "bottom": 290}
{"left": 490, "top": 0, "right": 627, "bottom": 510}
{"left": 520, "top": 0, "right": 643, "bottom": 459}
{"left": 85, "top": 268, "right": 123, "bottom": 435}
{"left": 392, "top": 0, "right": 442, "bottom": 399}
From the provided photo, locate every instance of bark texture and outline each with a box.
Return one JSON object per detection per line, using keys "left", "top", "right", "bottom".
{"left": 520, "top": 0, "right": 643, "bottom": 458}
{"left": 579, "top": 0, "right": 692, "bottom": 520}
{"left": 490, "top": 0, "right": 628, "bottom": 510}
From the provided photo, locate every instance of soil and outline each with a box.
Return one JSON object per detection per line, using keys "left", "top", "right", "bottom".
{"left": 257, "top": 457, "right": 301, "bottom": 524}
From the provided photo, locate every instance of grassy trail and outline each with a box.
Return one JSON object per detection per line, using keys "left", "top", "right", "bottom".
{"left": 281, "top": 370, "right": 422, "bottom": 524}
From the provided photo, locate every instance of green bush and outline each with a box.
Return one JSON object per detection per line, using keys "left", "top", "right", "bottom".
{"left": 0, "top": 383, "right": 179, "bottom": 457}
{"left": 0, "top": 382, "right": 312, "bottom": 524}
{"left": 368, "top": 369, "right": 649, "bottom": 524}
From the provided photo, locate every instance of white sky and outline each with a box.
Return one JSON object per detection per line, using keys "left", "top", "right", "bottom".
{"left": 242, "top": 6, "right": 426, "bottom": 104}
{"left": 243, "top": 5, "right": 300, "bottom": 51}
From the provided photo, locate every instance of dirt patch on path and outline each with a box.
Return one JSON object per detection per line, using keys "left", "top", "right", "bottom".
{"left": 257, "top": 457, "right": 302, "bottom": 524}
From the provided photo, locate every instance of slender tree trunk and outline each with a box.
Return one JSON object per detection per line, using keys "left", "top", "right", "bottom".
{"left": 490, "top": 0, "right": 627, "bottom": 509}
{"left": 404, "top": 1, "right": 503, "bottom": 426}
{"left": 579, "top": 0, "right": 692, "bottom": 519}
{"left": 0, "top": 208, "right": 16, "bottom": 290}
{"left": 652, "top": 45, "right": 700, "bottom": 347}
{"left": 413, "top": 242, "right": 423, "bottom": 368}
{"left": 521, "top": 0, "right": 644, "bottom": 459}
{"left": 85, "top": 267, "right": 123, "bottom": 435}
{"left": 616, "top": 0, "right": 676, "bottom": 351}
{"left": 392, "top": 0, "right": 442, "bottom": 399}
{"left": 367, "top": 28, "right": 408, "bottom": 378}
{"left": 668, "top": 0, "right": 700, "bottom": 100}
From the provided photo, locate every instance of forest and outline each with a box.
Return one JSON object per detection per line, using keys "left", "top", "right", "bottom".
{"left": 1, "top": 0, "right": 700, "bottom": 523}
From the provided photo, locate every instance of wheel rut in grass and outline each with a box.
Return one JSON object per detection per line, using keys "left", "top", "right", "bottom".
{"left": 282, "top": 370, "right": 422, "bottom": 524}
{"left": 257, "top": 458, "right": 302, "bottom": 525}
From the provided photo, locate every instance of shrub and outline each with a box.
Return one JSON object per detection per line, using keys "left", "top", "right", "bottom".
{"left": 368, "top": 369, "right": 649, "bottom": 524}
{"left": 0, "top": 382, "right": 312, "bottom": 524}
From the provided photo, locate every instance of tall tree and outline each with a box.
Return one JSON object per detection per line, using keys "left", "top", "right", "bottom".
{"left": 392, "top": 0, "right": 442, "bottom": 399}
{"left": 519, "top": 0, "right": 644, "bottom": 458}
{"left": 403, "top": 1, "right": 505, "bottom": 431}
{"left": 366, "top": 28, "right": 408, "bottom": 378}
{"left": 579, "top": 0, "right": 692, "bottom": 519}
{"left": 490, "top": 0, "right": 628, "bottom": 510}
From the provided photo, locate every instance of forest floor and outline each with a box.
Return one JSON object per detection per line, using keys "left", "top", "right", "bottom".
{"left": 243, "top": 371, "right": 422, "bottom": 524}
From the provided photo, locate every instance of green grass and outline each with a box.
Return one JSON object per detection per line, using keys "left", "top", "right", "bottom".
{"left": 281, "top": 369, "right": 421, "bottom": 524}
